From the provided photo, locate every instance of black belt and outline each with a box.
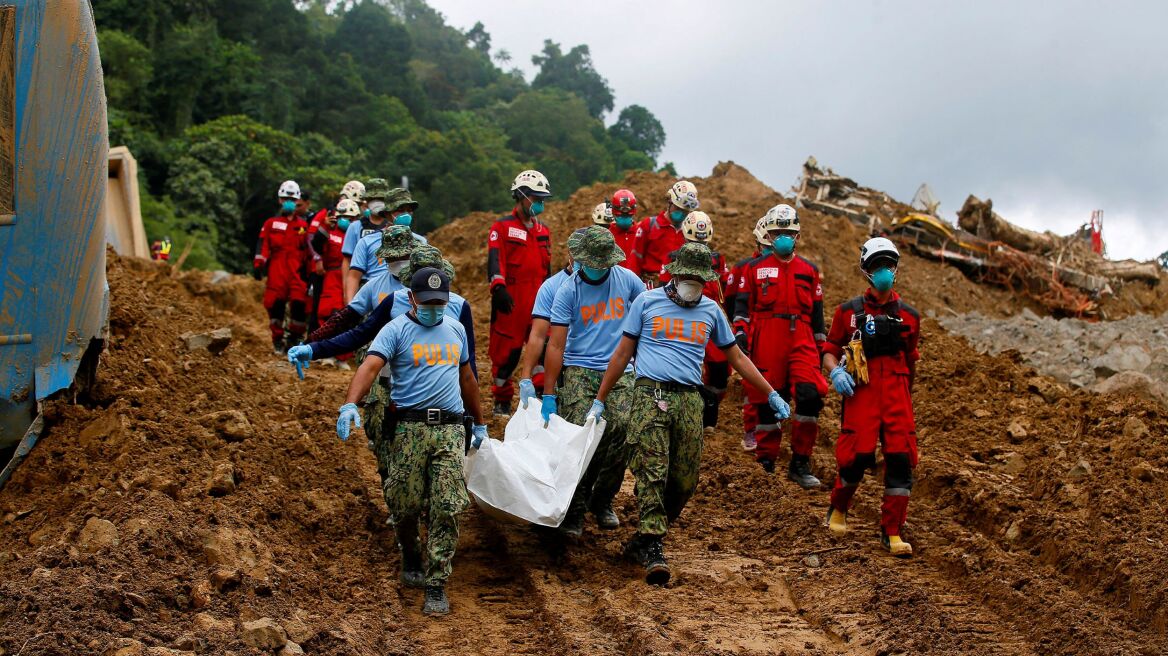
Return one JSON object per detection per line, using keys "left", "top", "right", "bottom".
{"left": 635, "top": 378, "right": 699, "bottom": 393}
{"left": 395, "top": 408, "right": 464, "bottom": 425}
{"left": 770, "top": 312, "right": 809, "bottom": 331}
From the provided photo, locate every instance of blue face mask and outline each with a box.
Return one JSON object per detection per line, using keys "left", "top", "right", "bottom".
{"left": 415, "top": 305, "right": 446, "bottom": 326}
{"left": 581, "top": 265, "right": 607, "bottom": 281}
{"left": 614, "top": 216, "right": 634, "bottom": 229}
{"left": 528, "top": 200, "right": 545, "bottom": 217}
{"left": 363, "top": 208, "right": 372, "bottom": 219}
{"left": 773, "top": 235, "right": 796, "bottom": 257}
{"left": 572, "top": 261, "right": 581, "bottom": 272}
{"left": 281, "top": 200, "right": 296, "bottom": 214}
{"left": 669, "top": 209, "right": 686, "bottom": 224}
{"left": 394, "top": 213, "right": 413, "bottom": 227}
{"left": 871, "top": 267, "right": 896, "bottom": 292}
{"left": 760, "top": 245, "right": 774, "bottom": 256}
{"left": 337, "top": 218, "right": 351, "bottom": 231}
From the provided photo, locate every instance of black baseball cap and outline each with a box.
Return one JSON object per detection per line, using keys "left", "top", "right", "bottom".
{"left": 410, "top": 266, "right": 450, "bottom": 303}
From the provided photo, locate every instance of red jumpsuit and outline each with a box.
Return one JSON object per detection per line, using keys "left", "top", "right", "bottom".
{"left": 727, "top": 252, "right": 760, "bottom": 436}
{"left": 632, "top": 212, "right": 685, "bottom": 285}
{"left": 823, "top": 291, "right": 920, "bottom": 538}
{"left": 487, "top": 210, "right": 551, "bottom": 403}
{"left": 609, "top": 223, "right": 638, "bottom": 271}
{"left": 734, "top": 253, "right": 827, "bottom": 462}
{"left": 255, "top": 214, "right": 310, "bottom": 345}
{"left": 311, "top": 223, "right": 347, "bottom": 320}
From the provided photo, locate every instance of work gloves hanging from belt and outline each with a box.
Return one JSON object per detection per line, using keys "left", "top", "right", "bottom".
{"left": 491, "top": 285, "right": 514, "bottom": 314}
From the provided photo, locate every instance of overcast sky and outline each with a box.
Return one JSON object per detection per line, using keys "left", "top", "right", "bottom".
{"left": 428, "top": 0, "right": 1167, "bottom": 261}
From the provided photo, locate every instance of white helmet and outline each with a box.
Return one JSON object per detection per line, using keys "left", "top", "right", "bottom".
{"left": 335, "top": 198, "right": 362, "bottom": 218}
{"left": 511, "top": 169, "right": 552, "bottom": 199}
{"left": 764, "top": 204, "right": 800, "bottom": 233}
{"left": 859, "top": 237, "right": 900, "bottom": 271}
{"left": 340, "top": 180, "right": 365, "bottom": 201}
{"left": 752, "top": 216, "right": 771, "bottom": 245}
{"left": 278, "top": 180, "right": 301, "bottom": 200}
{"left": 592, "top": 202, "right": 613, "bottom": 226}
{"left": 667, "top": 180, "right": 700, "bottom": 210}
{"left": 681, "top": 211, "right": 714, "bottom": 243}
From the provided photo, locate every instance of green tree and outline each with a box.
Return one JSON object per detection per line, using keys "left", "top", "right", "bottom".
{"left": 610, "top": 104, "right": 666, "bottom": 161}
{"left": 531, "top": 40, "right": 614, "bottom": 119}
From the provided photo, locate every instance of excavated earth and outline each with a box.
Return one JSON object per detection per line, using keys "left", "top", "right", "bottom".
{"left": 2, "top": 164, "right": 1167, "bottom": 655}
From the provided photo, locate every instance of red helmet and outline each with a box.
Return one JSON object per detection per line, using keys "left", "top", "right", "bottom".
{"left": 610, "top": 189, "right": 637, "bottom": 217}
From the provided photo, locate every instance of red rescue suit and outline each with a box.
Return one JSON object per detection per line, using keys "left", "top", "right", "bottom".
{"left": 727, "top": 252, "right": 761, "bottom": 435}
{"left": 734, "top": 253, "right": 827, "bottom": 461}
{"left": 255, "top": 214, "right": 310, "bottom": 344}
{"left": 310, "top": 222, "right": 348, "bottom": 320}
{"left": 823, "top": 291, "right": 920, "bottom": 538}
{"left": 487, "top": 210, "right": 551, "bottom": 403}
{"left": 609, "top": 222, "right": 638, "bottom": 270}
{"left": 632, "top": 212, "right": 685, "bottom": 285}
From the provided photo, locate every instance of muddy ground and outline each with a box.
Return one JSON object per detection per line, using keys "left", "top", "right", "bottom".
{"left": 1, "top": 165, "right": 1166, "bottom": 655}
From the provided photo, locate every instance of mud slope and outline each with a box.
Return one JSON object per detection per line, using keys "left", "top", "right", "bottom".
{"left": 1, "top": 164, "right": 1166, "bottom": 655}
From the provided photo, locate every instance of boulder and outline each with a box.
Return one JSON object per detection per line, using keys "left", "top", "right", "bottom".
{"left": 180, "top": 328, "right": 233, "bottom": 355}
{"left": 1093, "top": 371, "right": 1168, "bottom": 408}
{"left": 241, "top": 618, "right": 288, "bottom": 650}
{"left": 200, "top": 410, "right": 254, "bottom": 441}
{"left": 208, "top": 463, "right": 237, "bottom": 497}
{"left": 79, "top": 517, "right": 119, "bottom": 553}
{"left": 1091, "top": 343, "right": 1152, "bottom": 378}
{"left": 279, "top": 642, "right": 305, "bottom": 656}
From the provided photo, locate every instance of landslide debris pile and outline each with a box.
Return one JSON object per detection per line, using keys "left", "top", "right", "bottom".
{"left": 1, "top": 164, "right": 1167, "bottom": 655}
{"left": 943, "top": 309, "right": 1168, "bottom": 403}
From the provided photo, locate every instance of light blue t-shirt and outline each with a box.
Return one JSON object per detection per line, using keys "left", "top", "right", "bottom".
{"left": 620, "top": 289, "right": 735, "bottom": 386}
{"left": 550, "top": 267, "right": 645, "bottom": 371}
{"left": 349, "top": 231, "right": 388, "bottom": 281}
{"left": 342, "top": 220, "right": 380, "bottom": 257}
{"left": 368, "top": 314, "right": 469, "bottom": 412}
{"left": 531, "top": 268, "right": 572, "bottom": 321}
{"left": 350, "top": 270, "right": 405, "bottom": 316}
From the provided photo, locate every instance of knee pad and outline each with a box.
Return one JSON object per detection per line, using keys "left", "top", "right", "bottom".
{"left": 289, "top": 300, "right": 307, "bottom": 321}
{"left": 884, "top": 452, "right": 914, "bottom": 491}
{"left": 268, "top": 300, "right": 287, "bottom": 320}
{"left": 841, "top": 451, "right": 876, "bottom": 484}
{"left": 794, "top": 382, "right": 823, "bottom": 418}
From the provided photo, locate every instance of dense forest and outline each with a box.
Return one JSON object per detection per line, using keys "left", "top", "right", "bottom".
{"left": 96, "top": 0, "right": 669, "bottom": 270}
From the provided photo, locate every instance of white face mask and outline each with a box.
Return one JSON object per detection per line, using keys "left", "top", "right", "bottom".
{"left": 676, "top": 280, "right": 704, "bottom": 302}
{"left": 368, "top": 200, "right": 386, "bottom": 215}
{"left": 387, "top": 260, "right": 408, "bottom": 276}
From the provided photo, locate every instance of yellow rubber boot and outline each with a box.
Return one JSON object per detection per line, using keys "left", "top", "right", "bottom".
{"left": 826, "top": 507, "right": 848, "bottom": 537}
{"left": 883, "top": 533, "right": 913, "bottom": 558}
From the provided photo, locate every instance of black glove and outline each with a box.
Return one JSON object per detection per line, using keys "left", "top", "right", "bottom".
{"left": 735, "top": 332, "right": 750, "bottom": 356}
{"left": 492, "top": 285, "right": 514, "bottom": 314}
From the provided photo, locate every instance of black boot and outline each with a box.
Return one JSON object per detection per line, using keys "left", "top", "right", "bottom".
{"left": 590, "top": 503, "right": 619, "bottom": 530}
{"left": 399, "top": 549, "right": 425, "bottom": 589}
{"left": 558, "top": 508, "right": 584, "bottom": 538}
{"left": 493, "top": 400, "right": 511, "bottom": 418}
{"left": 423, "top": 585, "right": 450, "bottom": 616}
{"left": 625, "top": 535, "right": 670, "bottom": 585}
{"left": 787, "top": 455, "right": 822, "bottom": 489}
{"left": 758, "top": 458, "right": 776, "bottom": 473}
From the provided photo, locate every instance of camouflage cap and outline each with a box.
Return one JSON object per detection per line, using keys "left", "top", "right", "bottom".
{"left": 376, "top": 225, "right": 419, "bottom": 261}
{"left": 567, "top": 225, "right": 625, "bottom": 269}
{"left": 386, "top": 187, "right": 419, "bottom": 213}
{"left": 398, "top": 244, "right": 455, "bottom": 284}
{"left": 664, "top": 242, "right": 719, "bottom": 282}
{"left": 364, "top": 178, "right": 391, "bottom": 201}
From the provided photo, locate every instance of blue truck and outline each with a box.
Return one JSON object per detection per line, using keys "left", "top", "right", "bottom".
{"left": 0, "top": 0, "right": 108, "bottom": 486}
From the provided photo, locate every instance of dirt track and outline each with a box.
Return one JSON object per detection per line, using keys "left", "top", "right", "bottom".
{"left": 1, "top": 165, "right": 1167, "bottom": 655}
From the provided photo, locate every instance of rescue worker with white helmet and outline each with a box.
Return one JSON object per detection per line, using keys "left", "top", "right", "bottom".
{"left": 822, "top": 237, "right": 922, "bottom": 558}
{"left": 632, "top": 180, "right": 699, "bottom": 287}
{"left": 254, "top": 180, "right": 311, "bottom": 353}
{"left": 725, "top": 216, "right": 774, "bottom": 452}
{"left": 486, "top": 170, "right": 553, "bottom": 416}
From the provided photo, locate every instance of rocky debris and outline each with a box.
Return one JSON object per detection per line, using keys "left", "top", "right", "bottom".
{"left": 78, "top": 517, "right": 119, "bottom": 553}
{"left": 1093, "top": 371, "right": 1168, "bottom": 408}
{"left": 278, "top": 641, "right": 305, "bottom": 656}
{"left": 207, "top": 462, "right": 237, "bottom": 497}
{"left": 192, "top": 613, "right": 232, "bottom": 633}
{"left": 200, "top": 410, "right": 254, "bottom": 441}
{"left": 942, "top": 310, "right": 1168, "bottom": 403}
{"left": 240, "top": 618, "right": 287, "bottom": 650}
{"left": 179, "top": 327, "right": 232, "bottom": 355}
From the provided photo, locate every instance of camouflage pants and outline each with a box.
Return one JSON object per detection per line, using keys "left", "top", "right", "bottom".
{"left": 365, "top": 377, "right": 392, "bottom": 482}
{"left": 383, "top": 421, "right": 469, "bottom": 587}
{"left": 626, "top": 386, "right": 704, "bottom": 538}
{"left": 559, "top": 368, "right": 634, "bottom": 517}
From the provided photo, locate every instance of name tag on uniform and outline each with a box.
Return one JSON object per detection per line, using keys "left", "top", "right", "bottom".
{"left": 508, "top": 226, "right": 528, "bottom": 241}
{"left": 272, "top": 221, "right": 289, "bottom": 231}
{"left": 756, "top": 267, "right": 778, "bottom": 279}
{"left": 330, "top": 234, "right": 344, "bottom": 244}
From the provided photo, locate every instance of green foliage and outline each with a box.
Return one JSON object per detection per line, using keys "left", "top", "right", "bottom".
{"left": 532, "top": 40, "right": 614, "bottom": 119}
{"left": 97, "top": 0, "right": 666, "bottom": 270}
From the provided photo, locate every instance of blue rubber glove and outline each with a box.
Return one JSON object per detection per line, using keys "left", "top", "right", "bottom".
{"left": 518, "top": 378, "right": 536, "bottom": 409}
{"left": 337, "top": 403, "right": 361, "bottom": 441}
{"left": 541, "top": 394, "right": 557, "bottom": 424}
{"left": 288, "top": 344, "right": 313, "bottom": 366}
{"left": 471, "top": 424, "right": 488, "bottom": 449}
{"left": 768, "top": 391, "right": 791, "bottom": 420}
{"left": 585, "top": 399, "right": 605, "bottom": 422}
{"left": 830, "top": 365, "right": 855, "bottom": 397}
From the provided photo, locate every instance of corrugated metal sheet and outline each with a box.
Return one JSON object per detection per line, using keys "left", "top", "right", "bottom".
{"left": 0, "top": 0, "right": 108, "bottom": 447}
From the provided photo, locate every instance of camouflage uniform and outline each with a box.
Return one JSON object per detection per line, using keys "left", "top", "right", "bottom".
{"left": 397, "top": 244, "right": 456, "bottom": 286}
{"left": 626, "top": 385, "right": 704, "bottom": 537}
{"left": 559, "top": 367, "right": 635, "bottom": 512}
{"left": 384, "top": 421, "right": 469, "bottom": 587}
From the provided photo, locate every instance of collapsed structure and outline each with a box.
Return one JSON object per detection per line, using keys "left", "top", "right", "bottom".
{"left": 794, "top": 157, "right": 1164, "bottom": 317}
